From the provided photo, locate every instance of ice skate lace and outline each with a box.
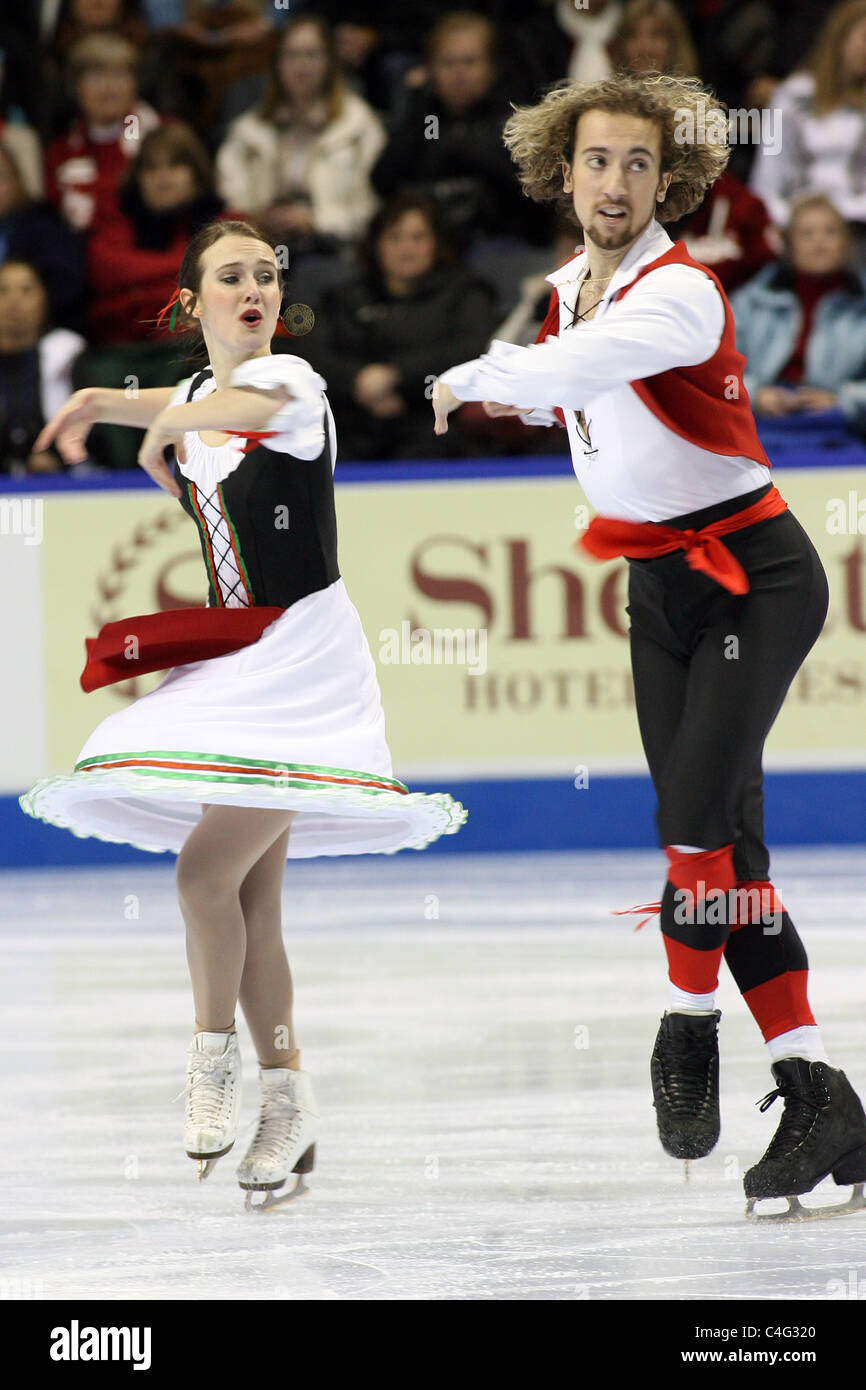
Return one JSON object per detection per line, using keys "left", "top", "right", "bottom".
{"left": 248, "top": 1089, "right": 311, "bottom": 1163}
{"left": 662, "top": 1031, "right": 716, "bottom": 1112}
{"left": 171, "top": 1052, "right": 236, "bottom": 1123}
{"left": 755, "top": 1082, "right": 824, "bottom": 1161}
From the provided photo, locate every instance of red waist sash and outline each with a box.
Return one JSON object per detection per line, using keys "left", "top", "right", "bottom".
{"left": 576, "top": 484, "right": 787, "bottom": 595}
{"left": 80, "top": 606, "right": 285, "bottom": 692}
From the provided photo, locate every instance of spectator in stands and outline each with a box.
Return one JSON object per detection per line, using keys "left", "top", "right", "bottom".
{"left": 674, "top": 0, "right": 776, "bottom": 110}
{"left": 215, "top": 14, "right": 387, "bottom": 303}
{"left": 456, "top": 215, "right": 580, "bottom": 455}
{"left": 0, "top": 260, "right": 86, "bottom": 475}
{"left": 0, "top": 44, "right": 45, "bottom": 198}
{"left": 611, "top": 0, "right": 699, "bottom": 77}
{"left": 748, "top": 0, "right": 866, "bottom": 264}
{"left": 511, "top": 0, "right": 624, "bottom": 98}
{"left": 49, "top": 0, "right": 148, "bottom": 56}
{"left": 313, "top": 2, "right": 449, "bottom": 115}
{"left": 666, "top": 170, "right": 780, "bottom": 292}
{"left": 39, "top": 0, "right": 151, "bottom": 142}
{"left": 85, "top": 121, "right": 235, "bottom": 343}
{"left": 44, "top": 34, "right": 163, "bottom": 234}
{"left": 371, "top": 11, "right": 554, "bottom": 314}
{"left": 611, "top": 1, "right": 778, "bottom": 292}
{"left": 147, "top": 2, "right": 285, "bottom": 133}
{"left": 0, "top": 20, "right": 42, "bottom": 136}
{"left": 290, "top": 191, "right": 499, "bottom": 461}
{"left": 0, "top": 143, "right": 87, "bottom": 335}
{"left": 492, "top": 217, "right": 581, "bottom": 347}
{"left": 730, "top": 194, "right": 866, "bottom": 424}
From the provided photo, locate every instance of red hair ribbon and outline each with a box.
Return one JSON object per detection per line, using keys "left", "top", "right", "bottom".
{"left": 156, "top": 288, "right": 182, "bottom": 332}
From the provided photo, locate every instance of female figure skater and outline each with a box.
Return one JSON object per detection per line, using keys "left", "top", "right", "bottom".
{"left": 22, "top": 219, "right": 466, "bottom": 1210}
{"left": 432, "top": 73, "right": 866, "bottom": 1220}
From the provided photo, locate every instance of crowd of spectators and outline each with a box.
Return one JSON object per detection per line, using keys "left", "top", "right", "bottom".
{"left": 1, "top": 0, "right": 866, "bottom": 473}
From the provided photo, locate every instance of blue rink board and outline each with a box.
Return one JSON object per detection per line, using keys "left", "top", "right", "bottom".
{"left": 3, "top": 770, "right": 865, "bottom": 868}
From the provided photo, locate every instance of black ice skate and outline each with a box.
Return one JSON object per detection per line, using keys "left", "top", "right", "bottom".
{"left": 744, "top": 1058, "right": 866, "bottom": 1222}
{"left": 650, "top": 1010, "right": 721, "bottom": 1160}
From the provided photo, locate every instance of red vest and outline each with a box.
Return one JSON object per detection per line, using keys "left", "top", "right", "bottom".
{"left": 534, "top": 242, "right": 770, "bottom": 468}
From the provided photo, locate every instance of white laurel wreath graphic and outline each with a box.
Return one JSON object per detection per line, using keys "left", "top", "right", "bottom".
{"left": 88, "top": 508, "right": 199, "bottom": 702}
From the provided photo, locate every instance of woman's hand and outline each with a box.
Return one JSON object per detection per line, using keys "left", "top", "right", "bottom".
{"left": 482, "top": 400, "right": 534, "bottom": 418}
{"left": 432, "top": 380, "right": 463, "bottom": 434}
{"left": 137, "top": 410, "right": 185, "bottom": 497}
{"left": 31, "top": 387, "right": 102, "bottom": 465}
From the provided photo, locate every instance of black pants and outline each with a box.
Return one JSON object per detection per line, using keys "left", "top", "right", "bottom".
{"left": 626, "top": 483, "right": 829, "bottom": 878}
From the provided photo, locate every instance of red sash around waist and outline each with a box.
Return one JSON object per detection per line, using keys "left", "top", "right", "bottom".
{"left": 80, "top": 606, "right": 285, "bottom": 692}
{"left": 576, "top": 484, "right": 787, "bottom": 594}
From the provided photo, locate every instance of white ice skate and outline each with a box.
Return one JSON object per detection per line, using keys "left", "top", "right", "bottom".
{"left": 237, "top": 1067, "right": 318, "bottom": 1212}
{"left": 178, "top": 1030, "right": 242, "bottom": 1180}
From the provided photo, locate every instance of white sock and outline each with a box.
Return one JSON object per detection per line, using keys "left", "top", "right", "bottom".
{"left": 669, "top": 981, "right": 717, "bottom": 1013}
{"left": 767, "top": 1025, "right": 829, "bottom": 1065}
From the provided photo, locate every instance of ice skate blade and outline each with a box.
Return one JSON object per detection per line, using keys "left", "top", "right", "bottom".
{"left": 243, "top": 1175, "right": 309, "bottom": 1212}
{"left": 745, "top": 1184, "right": 866, "bottom": 1222}
{"left": 187, "top": 1141, "right": 234, "bottom": 1181}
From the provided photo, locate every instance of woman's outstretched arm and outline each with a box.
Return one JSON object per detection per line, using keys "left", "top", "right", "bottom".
{"left": 33, "top": 385, "right": 182, "bottom": 463}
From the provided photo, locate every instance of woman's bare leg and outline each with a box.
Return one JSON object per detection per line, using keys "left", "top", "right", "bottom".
{"left": 176, "top": 805, "right": 296, "bottom": 1034}
{"left": 237, "top": 824, "right": 300, "bottom": 1069}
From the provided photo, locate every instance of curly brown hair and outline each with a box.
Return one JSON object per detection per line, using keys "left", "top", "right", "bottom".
{"left": 502, "top": 70, "right": 730, "bottom": 227}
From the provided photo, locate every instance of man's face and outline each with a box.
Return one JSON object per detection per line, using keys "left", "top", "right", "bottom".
{"left": 430, "top": 30, "right": 493, "bottom": 111}
{"left": 0, "top": 265, "right": 46, "bottom": 349}
{"left": 562, "top": 110, "right": 670, "bottom": 253}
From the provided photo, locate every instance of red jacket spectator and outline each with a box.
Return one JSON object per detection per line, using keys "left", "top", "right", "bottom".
{"left": 45, "top": 103, "right": 163, "bottom": 234}
{"left": 671, "top": 169, "right": 780, "bottom": 293}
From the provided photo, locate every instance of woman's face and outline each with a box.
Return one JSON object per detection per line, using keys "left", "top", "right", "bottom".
{"left": 377, "top": 210, "right": 437, "bottom": 282}
{"left": 185, "top": 236, "right": 282, "bottom": 354}
{"left": 139, "top": 153, "right": 197, "bottom": 212}
{"left": 841, "top": 17, "right": 866, "bottom": 82}
{"left": 76, "top": 64, "right": 137, "bottom": 125}
{"left": 0, "top": 156, "right": 22, "bottom": 218}
{"left": 0, "top": 264, "right": 47, "bottom": 347}
{"left": 622, "top": 19, "right": 674, "bottom": 73}
{"left": 788, "top": 206, "right": 850, "bottom": 273}
{"left": 278, "top": 24, "right": 330, "bottom": 100}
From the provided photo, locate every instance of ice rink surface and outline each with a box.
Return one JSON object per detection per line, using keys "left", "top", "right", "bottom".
{"left": 1, "top": 847, "right": 865, "bottom": 1302}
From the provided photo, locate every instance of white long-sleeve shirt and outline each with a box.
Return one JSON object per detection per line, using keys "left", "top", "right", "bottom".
{"left": 438, "top": 218, "right": 771, "bottom": 522}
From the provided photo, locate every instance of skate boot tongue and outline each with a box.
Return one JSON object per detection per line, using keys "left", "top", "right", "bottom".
{"left": 766, "top": 1058, "right": 830, "bottom": 1109}
{"left": 260, "top": 1068, "right": 293, "bottom": 1087}
{"left": 194, "top": 1031, "right": 235, "bottom": 1056}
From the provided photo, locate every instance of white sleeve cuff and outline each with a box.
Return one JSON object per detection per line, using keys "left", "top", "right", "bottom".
{"left": 229, "top": 355, "right": 327, "bottom": 460}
